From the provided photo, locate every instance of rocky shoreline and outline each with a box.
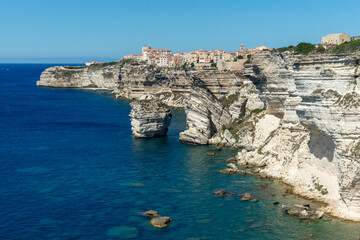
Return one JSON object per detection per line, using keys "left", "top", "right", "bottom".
{"left": 37, "top": 51, "right": 360, "bottom": 221}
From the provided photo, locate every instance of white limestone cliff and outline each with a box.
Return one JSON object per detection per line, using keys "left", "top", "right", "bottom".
{"left": 238, "top": 51, "right": 360, "bottom": 221}
{"left": 129, "top": 101, "right": 172, "bottom": 138}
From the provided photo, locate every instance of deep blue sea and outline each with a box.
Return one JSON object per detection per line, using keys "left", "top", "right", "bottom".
{"left": 0, "top": 64, "right": 359, "bottom": 240}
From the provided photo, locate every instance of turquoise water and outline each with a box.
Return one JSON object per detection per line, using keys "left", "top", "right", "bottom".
{"left": 0, "top": 64, "right": 359, "bottom": 239}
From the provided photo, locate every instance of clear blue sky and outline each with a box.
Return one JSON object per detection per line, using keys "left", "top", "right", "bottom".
{"left": 0, "top": 0, "right": 359, "bottom": 63}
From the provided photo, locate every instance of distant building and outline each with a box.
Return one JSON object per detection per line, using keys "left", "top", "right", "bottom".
{"left": 351, "top": 36, "right": 360, "bottom": 41}
{"left": 196, "top": 50, "right": 211, "bottom": 63}
{"left": 321, "top": 33, "right": 350, "bottom": 45}
{"left": 159, "top": 56, "right": 172, "bottom": 67}
{"left": 124, "top": 54, "right": 142, "bottom": 60}
{"left": 254, "top": 45, "right": 271, "bottom": 51}
{"left": 85, "top": 61, "right": 102, "bottom": 66}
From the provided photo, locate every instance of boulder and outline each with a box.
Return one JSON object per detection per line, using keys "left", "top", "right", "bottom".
{"left": 298, "top": 210, "right": 310, "bottom": 219}
{"left": 150, "top": 217, "right": 172, "bottom": 228}
{"left": 241, "top": 193, "right": 252, "bottom": 201}
{"left": 227, "top": 163, "right": 238, "bottom": 172}
{"left": 313, "top": 210, "right": 324, "bottom": 219}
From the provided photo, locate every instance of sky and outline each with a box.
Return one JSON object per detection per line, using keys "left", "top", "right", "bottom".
{"left": 0, "top": 0, "right": 359, "bottom": 63}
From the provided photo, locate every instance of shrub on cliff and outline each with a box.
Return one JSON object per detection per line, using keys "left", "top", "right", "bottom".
{"left": 316, "top": 46, "right": 326, "bottom": 53}
{"left": 276, "top": 45, "right": 294, "bottom": 52}
{"left": 295, "top": 42, "right": 316, "bottom": 55}
{"left": 211, "top": 63, "right": 217, "bottom": 67}
{"left": 332, "top": 40, "right": 360, "bottom": 53}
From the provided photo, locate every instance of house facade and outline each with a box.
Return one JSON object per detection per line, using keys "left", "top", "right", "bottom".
{"left": 321, "top": 33, "right": 350, "bottom": 45}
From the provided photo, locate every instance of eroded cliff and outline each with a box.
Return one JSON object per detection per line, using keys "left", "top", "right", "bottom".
{"left": 236, "top": 51, "right": 360, "bottom": 221}
{"left": 36, "top": 52, "right": 360, "bottom": 221}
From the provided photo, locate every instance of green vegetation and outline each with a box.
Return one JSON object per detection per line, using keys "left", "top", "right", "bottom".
{"left": 182, "top": 62, "right": 187, "bottom": 69}
{"left": 211, "top": 62, "right": 217, "bottom": 67}
{"left": 295, "top": 42, "right": 316, "bottom": 55}
{"left": 219, "top": 94, "right": 239, "bottom": 108}
{"left": 65, "top": 66, "right": 87, "bottom": 69}
{"left": 119, "top": 59, "right": 132, "bottom": 68}
{"left": 237, "top": 119, "right": 243, "bottom": 125}
{"left": 237, "top": 55, "right": 243, "bottom": 59}
{"left": 191, "top": 62, "right": 195, "bottom": 68}
{"left": 276, "top": 45, "right": 295, "bottom": 52}
{"left": 245, "top": 54, "right": 252, "bottom": 64}
{"left": 332, "top": 40, "right": 360, "bottom": 53}
{"left": 251, "top": 108, "right": 265, "bottom": 114}
{"left": 316, "top": 46, "right": 326, "bottom": 53}
{"left": 313, "top": 178, "right": 328, "bottom": 195}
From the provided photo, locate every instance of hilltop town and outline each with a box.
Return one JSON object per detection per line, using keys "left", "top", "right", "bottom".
{"left": 122, "top": 44, "right": 272, "bottom": 70}
{"left": 106, "top": 32, "right": 359, "bottom": 70}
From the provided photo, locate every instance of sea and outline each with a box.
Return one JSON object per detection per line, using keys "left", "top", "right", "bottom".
{"left": 0, "top": 64, "right": 359, "bottom": 240}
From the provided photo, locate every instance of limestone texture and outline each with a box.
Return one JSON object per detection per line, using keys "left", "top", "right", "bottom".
{"left": 129, "top": 100, "right": 172, "bottom": 138}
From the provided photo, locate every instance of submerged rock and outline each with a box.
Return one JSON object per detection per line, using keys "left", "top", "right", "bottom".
{"left": 130, "top": 100, "right": 172, "bottom": 138}
{"left": 150, "top": 216, "right": 172, "bottom": 228}
{"left": 226, "top": 157, "right": 237, "bottom": 162}
{"left": 215, "top": 189, "right": 227, "bottom": 197}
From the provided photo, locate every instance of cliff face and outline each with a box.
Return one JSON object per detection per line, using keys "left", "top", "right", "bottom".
{"left": 37, "top": 61, "right": 247, "bottom": 103}
{"left": 179, "top": 86, "right": 232, "bottom": 144}
{"left": 36, "top": 52, "right": 360, "bottom": 221}
{"left": 239, "top": 51, "right": 360, "bottom": 220}
{"left": 37, "top": 64, "right": 120, "bottom": 89}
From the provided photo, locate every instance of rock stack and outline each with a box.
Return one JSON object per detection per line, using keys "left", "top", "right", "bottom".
{"left": 129, "top": 100, "right": 172, "bottom": 138}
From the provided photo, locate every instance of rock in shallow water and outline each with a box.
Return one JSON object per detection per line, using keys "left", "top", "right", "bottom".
{"left": 129, "top": 100, "right": 172, "bottom": 138}
{"left": 241, "top": 193, "right": 252, "bottom": 201}
{"left": 150, "top": 216, "right": 172, "bottom": 228}
{"left": 215, "top": 189, "right": 227, "bottom": 197}
{"left": 143, "top": 210, "right": 159, "bottom": 218}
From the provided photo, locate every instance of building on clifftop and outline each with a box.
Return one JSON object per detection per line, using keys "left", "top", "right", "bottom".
{"left": 321, "top": 33, "right": 350, "bottom": 45}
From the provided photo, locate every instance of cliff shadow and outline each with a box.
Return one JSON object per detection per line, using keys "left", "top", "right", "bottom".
{"left": 307, "top": 127, "right": 335, "bottom": 162}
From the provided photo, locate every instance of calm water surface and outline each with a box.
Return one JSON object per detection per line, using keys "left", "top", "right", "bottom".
{"left": 0, "top": 64, "right": 359, "bottom": 239}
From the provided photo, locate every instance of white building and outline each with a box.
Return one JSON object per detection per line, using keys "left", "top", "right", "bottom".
{"left": 159, "top": 56, "right": 172, "bottom": 67}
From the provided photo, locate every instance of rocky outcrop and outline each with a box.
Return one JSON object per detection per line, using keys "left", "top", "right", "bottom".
{"left": 129, "top": 100, "right": 172, "bottom": 138}
{"left": 238, "top": 51, "right": 360, "bottom": 221}
{"left": 179, "top": 86, "right": 232, "bottom": 144}
{"left": 38, "top": 60, "right": 247, "bottom": 106}
{"left": 37, "top": 64, "right": 120, "bottom": 89}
